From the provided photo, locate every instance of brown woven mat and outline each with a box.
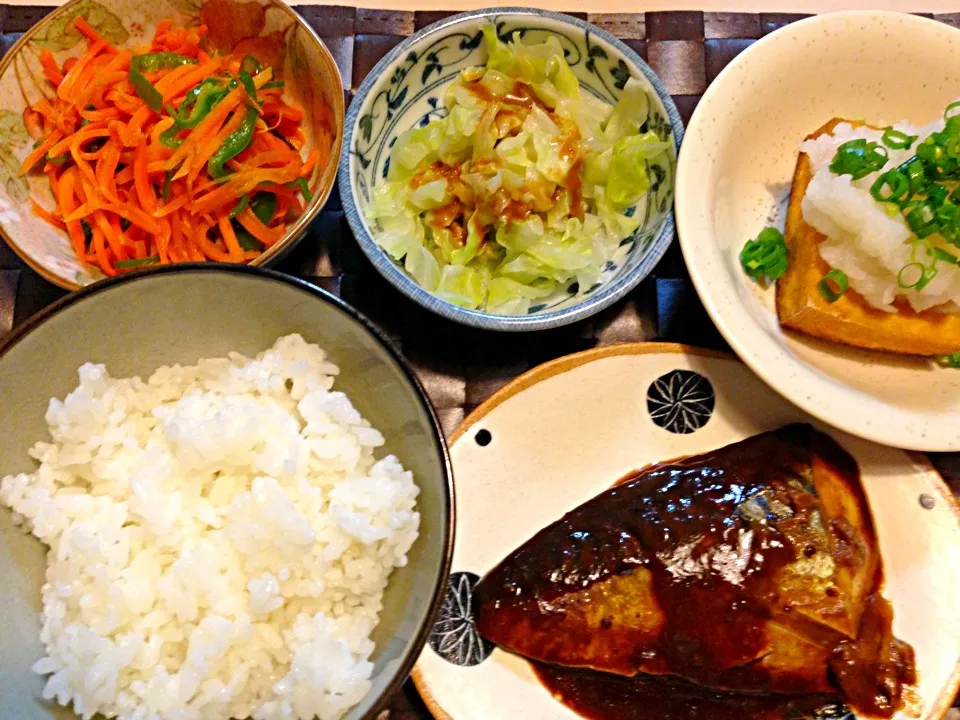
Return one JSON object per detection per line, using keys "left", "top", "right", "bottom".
{"left": 0, "top": 7, "right": 958, "bottom": 718}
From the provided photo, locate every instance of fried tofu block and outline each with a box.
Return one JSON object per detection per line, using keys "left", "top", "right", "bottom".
{"left": 775, "top": 119, "right": 960, "bottom": 356}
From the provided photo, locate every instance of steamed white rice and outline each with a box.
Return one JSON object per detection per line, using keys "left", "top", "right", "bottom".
{"left": 0, "top": 334, "right": 420, "bottom": 720}
{"left": 799, "top": 114, "right": 960, "bottom": 313}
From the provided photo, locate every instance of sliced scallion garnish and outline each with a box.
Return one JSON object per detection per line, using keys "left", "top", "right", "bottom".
{"left": 740, "top": 227, "right": 788, "bottom": 281}
{"left": 881, "top": 127, "right": 918, "bottom": 150}
{"left": 829, "top": 138, "right": 889, "bottom": 180}
{"left": 817, "top": 269, "right": 848, "bottom": 303}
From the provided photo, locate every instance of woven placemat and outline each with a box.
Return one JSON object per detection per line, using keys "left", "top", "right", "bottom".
{"left": 0, "top": 7, "right": 958, "bottom": 718}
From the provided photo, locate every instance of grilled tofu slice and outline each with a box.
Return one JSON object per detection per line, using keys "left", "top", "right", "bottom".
{"left": 776, "top": 119, "right": 960, "bottom": 356}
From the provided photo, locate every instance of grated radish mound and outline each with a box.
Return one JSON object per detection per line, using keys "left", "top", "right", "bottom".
{"left": 800, "top": 116, "right": 960, "bottom": 313}
{"left": 0, "top": 334, "right": 420, "bottom": 720}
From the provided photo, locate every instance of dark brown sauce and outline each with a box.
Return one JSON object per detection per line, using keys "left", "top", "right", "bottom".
{"left": 533, "top": 663, "right": 844, "bottom": 720}
{"left": 474, "top": 425, "right": 916, "bottom": 719}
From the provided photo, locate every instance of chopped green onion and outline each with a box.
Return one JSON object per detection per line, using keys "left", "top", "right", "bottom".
{"left": 934, "top": 247, "right": 959, "bottom": 264}
{"left": 288, "top": 176, "right": 313, "bottom": 202}
{"left": 817, "top": 269, "right": 848, "bottom": 303}
{"left": 45, "top": 153, "right": 69, "bottom": 166}
{"left": 897, "top": 261, "right": 937, "bottom": 289}
{"left": 260, "top": 80, "right": 285, "bottom": 90}
{"left": 740, "top": 227, "right": 788, "bottom": 281}
{"left": 829, "top": 138, "right": 889, "bottom": 180}
{"left": 120, "top": 218, "right": 131, "bottom": 231}
{"left": 229, "top": 195, "right": 250, "bottom": 219}
{"left": 905, "top": 200, "right": 940, "bottom": 238}
{"left": 870, "top": 169, "right": 910, "bottom": 203}
{"left": 115, "top": 255, "right": 160, "bottom": 269}
{"left": 937, "top": 351, "right": 960, "bottom": 368}
{"left": 81, "top": 220, "right": 93, "bottom": 245}
{"left": 881, "top": 127, "right": 918, "bottom": 150}
{"left": 129, "top": 53, "right": 197, "bottom": 112}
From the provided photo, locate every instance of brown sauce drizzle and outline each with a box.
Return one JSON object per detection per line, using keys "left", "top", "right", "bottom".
{"left": 532, "top": 663, "right": 845, "bottom": 720}
{"left": 407, "top": 76, "right": 585, "bottom": 244}
{"left": 474, "top": 425, "right": 916, "bottom": 720}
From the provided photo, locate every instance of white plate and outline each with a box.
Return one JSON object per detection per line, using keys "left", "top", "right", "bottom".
{"left": 411, "top": 343, "right": 960, "bottom": 720}
{"left": 674, "top": 11, "right": 960, "bottom": 451}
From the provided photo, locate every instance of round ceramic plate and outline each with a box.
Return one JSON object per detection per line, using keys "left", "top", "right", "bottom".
{"left": 411, "top": 343, "right": 960, "bottom": 720}
{"left": 674, "top": 12, "right": 960, "bottom": 452}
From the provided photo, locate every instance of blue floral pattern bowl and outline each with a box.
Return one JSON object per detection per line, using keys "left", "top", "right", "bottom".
{"left": 339, "top": 8, "right": 683, "bottom": 331}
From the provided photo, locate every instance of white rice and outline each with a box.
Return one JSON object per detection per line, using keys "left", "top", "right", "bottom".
{"left": 799, "top": 114, "right": 960, "bottom": 313}
{"left": 0, "top": 334, "right": 420, "bottom": 720}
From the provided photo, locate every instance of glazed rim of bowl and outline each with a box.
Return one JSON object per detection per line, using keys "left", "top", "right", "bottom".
{"left": 0, "top": 0, "right": 345, "bottom": 292}
{"left": 339, "top": 7, "right": 684, "bottom": 332}
{"left": 676, "top": 10, "right": 960, "bottom": 453}
{"left": 0, "top": 262, "right": 456, "bottom": 720}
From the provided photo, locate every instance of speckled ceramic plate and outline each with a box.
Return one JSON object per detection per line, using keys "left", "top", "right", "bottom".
{"left": 411, "top": 343, "right": 960, "bottom": 720}
{"left": 0, "top": 0, "right": 343, "bottom": 289}
{"left": 675, "top": 12, "right": 960, "bottom": 452}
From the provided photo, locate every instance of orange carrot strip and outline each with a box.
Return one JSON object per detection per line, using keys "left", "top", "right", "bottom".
{"left": 157, "top": 57, "right": 223, "bottom": 101}
{"left": 236, "top": 208, "right": 284, "bottom": 247}
{"left": 58, "top": 39, "right": 107, "bottom": 102}
{"left": 39, "top": 49, "right": 64, "bottom": 86}
{"left": 123, "top": 106, "right": 152, "bottom": 147}
{"left": 19, "top": 130, "right": 63, "bottom": 174}
{"left": 133, "top": 141, "right": 157, "bottom": 213}
{"left": 301, "top": 147, "right": 318, "bottom": 177}
{"left": 30, "top": 199, "right": 66, "bottom": 230}
{"left": 47, "top": 124, "right": 108, "bottom": 159}
{"left": 92, "top": 226, "right": 116, "bottom": 276}
{"left": 96, "top": 142, "right": 122, "bottom": 202}
{"left": 217, "top": 216, "right": 245, "bottom": 262}
{"left": 93, "top": 211, "right": 130, "bottom": 261}
{"left": 155, "top": 193, "right": 191, "bottom": 218}
{"left": 73, "top": 16, "right": 108, "bottom": 45}
{"left": 185, "top": 109, "right": 244, "bottom": 184}
{"left": 97, "top": 204, "right": 161, "bottom": 234}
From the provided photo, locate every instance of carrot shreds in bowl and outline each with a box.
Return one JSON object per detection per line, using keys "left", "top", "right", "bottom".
{"left": 20, "top": 16, "right": 313, "bottom": 276}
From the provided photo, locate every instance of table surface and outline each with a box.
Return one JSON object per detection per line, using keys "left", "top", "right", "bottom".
{"left": 0, "top": 5, "right": 957, "bottom": 720}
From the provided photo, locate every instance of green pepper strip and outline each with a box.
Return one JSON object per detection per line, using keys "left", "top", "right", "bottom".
{"left": 229, "top": 195, "right": 250, "bottom": 219}
{"left": 208, "top": 107, "right": 258, "bottom": 179}
{"left": 288, "top": 176, "right": 313, "bottom": 202}
{"left": 234, "top": 225, "right": 264, "bottom": 251}
{"left": 115, "top": 255, "right": 161, "bottom": 269}
{"left": 161, "top": 170, "right": 174, "bottom": 202}
{"left": 160, "top": 124, "right": 184, "bottom": 149}
{"left": 167, "top": 79, "right": 230, "bottom": 129}
{"left": 240, "top": 55, "right": 263, "bottom": 75}
{"left": 238, "top": 70, "right": 259, "bottom": 105}
{"left": 130, "top": 53, "right": 197, "bottom": 113}
{"left": 252, "top": 193, "right": 276, "bottom": 224}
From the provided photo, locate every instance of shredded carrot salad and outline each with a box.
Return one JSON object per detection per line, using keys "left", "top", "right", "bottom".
{"left": 20, "top": 16, "right": 317, "bottom": 275}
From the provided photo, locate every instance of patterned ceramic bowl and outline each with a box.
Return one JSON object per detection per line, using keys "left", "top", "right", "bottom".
{"left": 340, "top": 8, "right": 683, "bottom": 331}
{"left": 0, "top": 0, "right": 343, "bottom": 290}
